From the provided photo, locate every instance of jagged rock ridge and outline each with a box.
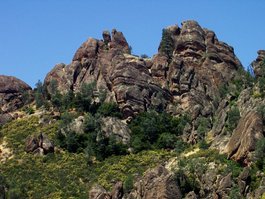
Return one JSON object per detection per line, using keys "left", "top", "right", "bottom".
{"left": 44, "top": 20, "right": 242, "bottom": 122}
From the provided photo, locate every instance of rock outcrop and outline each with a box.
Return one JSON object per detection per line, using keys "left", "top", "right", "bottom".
{"left": 251, "top": 50, "right": 265, "bottom": 78}
{"left": 128, "top": 165, "right": 182, "bottom": 199}
{"left": 225, "top": 111, "right": 264, "bottom": 164}
{"left": 89, "top": 182, "right": 123, "bottom": 199}
{"left": 25, "top": 133, "right": 54, "bottom": 155}
{"left": 154, "top": 21, "right": 241, "bottom": 114}
{"left": 44, "top": 29, "right": 171, "bottom": 117}
{"left": 101, "top": 117, "right": 131, "bottom": 144}
{"left": 0, "top": 75, "right": 32, "bottom": 125}
{"left": 44, "top": 20, "right": 242, "bottom": 123}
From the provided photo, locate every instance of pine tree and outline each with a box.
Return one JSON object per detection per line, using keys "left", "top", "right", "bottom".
{"left": 159, "top": 28, "right": 174, "bottom": 62}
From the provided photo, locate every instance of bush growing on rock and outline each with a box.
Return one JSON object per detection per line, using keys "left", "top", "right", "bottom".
{"left": 226, "top": 106, "right": 240, "bottom": 133}
{"left": 196, "top": 116, "right": 211, "bottom": 139}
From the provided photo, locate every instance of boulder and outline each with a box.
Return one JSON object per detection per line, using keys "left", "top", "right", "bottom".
{"left": 0, "top": 75, "right": 32, "bottom": 124}
{"left": 225, "top": 111, "right": 264, "bottom": 164}
{"left": 111, "top": 181, "right": 123, "bottom": 199}
{"left": 39, "top": 133, "right": 55, "bottom": 154}
{"left": 89, "top": 184, "right": 111, "bottom": 199}
{"left": 128, "top": 165, "right": 182, "bottom": 199}
{"left": 184, "top": 191, "right": 198, "bottom": 199}
{"left": 25, "top": 136, "right": 39, "bottom": 153}
{"left": 101, "top": 117, "right": 131, "bottom": 144}
{"left": 25, "top": 133, "right": 54, "bottom": 155}
{"left": 0, "top": 113, "right": 13, "bottom": 126}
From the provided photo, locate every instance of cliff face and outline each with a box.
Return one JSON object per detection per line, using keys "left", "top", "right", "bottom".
{"left": 44, "top": 20, "right": 244, "bottom": 147}
{"left": 44, "top": 21, "right": 242, "bottom": 119}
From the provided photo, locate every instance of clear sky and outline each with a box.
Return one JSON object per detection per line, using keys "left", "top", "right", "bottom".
{"left": 1, "top": 1, "right": 265, "bottom": 87}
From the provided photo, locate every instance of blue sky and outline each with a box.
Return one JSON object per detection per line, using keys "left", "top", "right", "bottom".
{"left": 1, "top": 1, "right": 265, "bottom": 87}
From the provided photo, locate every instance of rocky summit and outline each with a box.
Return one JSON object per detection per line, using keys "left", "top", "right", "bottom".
{"left": 1, "top": 20, "right": 265, "bottom": 198}
{"left": 0, "top": 75, "right": 32, "bottom": 125}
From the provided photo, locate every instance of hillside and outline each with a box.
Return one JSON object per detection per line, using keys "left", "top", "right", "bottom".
{"left": 0, "top": 20, "right": 265, "bottom": 199}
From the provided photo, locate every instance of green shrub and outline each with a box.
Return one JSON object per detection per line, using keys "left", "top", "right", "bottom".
{"left": 129, "top": 111, "right": 189, "bottom": 153}
{"left": 219, "top": 84, "right": 229, "bottom": 99}
{"left": 34, "top": 80, "right": 45, "bottom": 108}
{"left": 23, "top": 106, "right": 35, "bottom": 115}
{"left": 198, "top": 140, "right": 210, "bottom": 150}
{"left": 255, "top": 137, "right": 265, "bottom": 169}
{"left": 61, "top": 90, "right": 75, "bottom": 110}
{"left": 97, "top": 102, "right": 122, "bottom": 118}
{"left": 174, "top": 169, "right": 199, "bottom": 195}
{"left": 124, "top": 174, "right": 134, "bottom": 193}
{"left": 196, "top": 117, "right": 211, "bottom": 139}
{"left": 156, "top": 133, "right": 177, "bottom": 149}
{"left": 229, "top": 185, "right": 241, "bottom": 199}
{"left": 175, "top": 139, "right": 189, "bottom": 154}
{"left": 140, "top": 54, "right": 149, "bottom": 59}
{"left": 226, "top": 106, "right": 240, "bottom": 133}
{"left": 57, "top": 113, "right": 128, "bottom": 160}
{"left": 59, "top": 112, "right": 76, "bottom": 129}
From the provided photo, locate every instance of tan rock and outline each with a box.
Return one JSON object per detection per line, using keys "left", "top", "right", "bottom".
{"left": 225, "top": 111, "right": 264, "bottom": 164}
{"left": 128, "top": 165, "right": 182, "bottom": 199}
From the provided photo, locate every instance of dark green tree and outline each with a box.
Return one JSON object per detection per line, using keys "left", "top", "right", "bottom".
{"left": 129, "top": 111, "right": 189, "bottom": 152}
{"left": 97, "top": 102, "right": 122, "bottom": 118}
{"left": 74, "top": 82, "right": 97, "bottom": 113}
{"left": 255, "top": 137, "right": 265, "bottom": 169}
{"left": 34, "top": 80, "right": 45, "bottom": 108}
{"left": 159, "top": 29, "right": 174, "bottom": 62}
{"left": 226, "top": 106, "right": 240, "bottom": 133}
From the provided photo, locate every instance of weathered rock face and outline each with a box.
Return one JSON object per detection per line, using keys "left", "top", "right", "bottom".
{"left": 0, "top": 75, "right": 32, "bottom": 125}
{"left": 44, "top": 29, "right": 171, "bottom": 117}
{"left": 0, "top": 75, "right": 32, "bottom": 112}
{"left": 251, "top": 50, "right": 265, "bottom": 78}
{"left": 101, "top": 117, "right": 131, "bottom": 144}
{"left": 89, "top": 182, "right": 123, "bottom": 199}
{"left": 128, "top": 165, "right": 182, "bottom": 199}
{"left": 225, "top": 111, "right": 264, "bottom": 164}
{"left": 44, "top": 20, "right": 241, "bottom": 121}
{"left": 154, "top": 21, "right": 241, "bottom": 117}
{"left": 89, "top": 184, "right": 111, "bottom": 199}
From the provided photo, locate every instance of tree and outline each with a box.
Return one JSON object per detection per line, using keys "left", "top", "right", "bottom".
{"left": 74, "top": 82, "right": 96, "bottom": 112}
{"left": 196, "top": 117, "right": 211, "bottom": 139}
{"left": 129, "top": 111, "right": 189, "bottom": 152}
{"left": 97, "top": 102, "right": 122, "bottom": 118}
{"left": 255, "top": 137, "right": 265, "bottom": 169}
{"left": 159, "top": 29, "right": 174, "bottom": 62}
{"left": 49, "top": 79, "right": 63, "bottom": 109}
{"left": 156, "top": 133, "right": 177, "bottom": 149}
{"left": 34, "top": 80, "right": 45, "bottom": 108}
{"left": 226, "top": 106, "right": 240, "bottom": 133}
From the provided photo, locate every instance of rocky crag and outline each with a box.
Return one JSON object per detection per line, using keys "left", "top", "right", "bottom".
{"left": 1, "top": 20, "right": 265, "bottom": 198}
{"left": 0, "top": 75, "right": 32, "bottom": 125}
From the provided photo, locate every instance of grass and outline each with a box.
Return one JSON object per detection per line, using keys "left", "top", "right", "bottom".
{"left": 0, "top": 116, "right": 173, "bottom": 198}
